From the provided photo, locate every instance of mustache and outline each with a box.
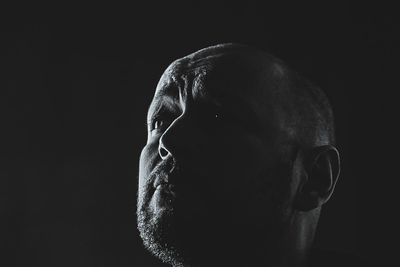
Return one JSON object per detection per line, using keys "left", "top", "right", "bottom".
{"left": 148, "top": 157, "right": 180, "bottom": 187}
{"left": 138, "top": 157, "right": 178, "bottom": 207}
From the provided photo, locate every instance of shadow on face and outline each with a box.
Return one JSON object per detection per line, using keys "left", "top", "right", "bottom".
{"left": 137, "top": 43, "right": 338, "bottom": 266}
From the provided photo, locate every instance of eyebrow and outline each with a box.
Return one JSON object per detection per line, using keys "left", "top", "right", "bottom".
{"left": 147, "top": 93, "right": 180, "bottom": 122}
{"left": 147, "top": 91, "right": 264, "bottom": 133}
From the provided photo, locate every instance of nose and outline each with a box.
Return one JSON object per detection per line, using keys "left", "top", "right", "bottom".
{"left": 158, "top": 117, "right": 183, "bottom": 160}
{"left": 158, "top": 113, "right": 209, "bottom": 161}
{"left": 158, "top": 142, "right": 169, "bottom": 159}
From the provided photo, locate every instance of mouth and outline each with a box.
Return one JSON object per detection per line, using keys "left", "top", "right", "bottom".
{"left": 150, "top": 182, "right": 177, "bottom": 211}
{"left": 153, "top": 179, "right": 165, "bottom": 189}
{"left": 150, "top": 160, "right": 181, "bottom": 201}
{"left": 152, "top": 173, "right": 177, "bottom": 196}
{"left": 153, "top": 170, "right": 179, "bottom": 191}
{"left": 154, "top": 181, "right": 177, "bottom": 195}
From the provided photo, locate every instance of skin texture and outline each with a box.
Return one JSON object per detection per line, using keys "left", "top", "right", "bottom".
{"left": 137, "top": 43, "right": 340, "bottom": 267}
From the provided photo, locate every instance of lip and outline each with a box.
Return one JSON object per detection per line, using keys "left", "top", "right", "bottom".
{"left": 153, "top": 178, "right": 167, "bottom": 189}
{"left": 153, "top": 182, "right": 177, "bottom": 204}
{"left": 153, "top": 171, "right": 178, "bottom": 189}
{"left": 153, "top": 174, "right": 178, "bottom": 196}
{"left": 154, "top": 180, "right": 177, "bottom": 192}
{"left": 151, "top": 163, "right": 181, "bottom": 191}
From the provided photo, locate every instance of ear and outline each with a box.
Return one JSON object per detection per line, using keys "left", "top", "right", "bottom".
{"left": 294, "top": 145, "right": 340, "bottom": 212}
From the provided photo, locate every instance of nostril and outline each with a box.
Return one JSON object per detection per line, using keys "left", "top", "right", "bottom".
{"left": 159, "top": 146, "right": 169, "bottom": 158}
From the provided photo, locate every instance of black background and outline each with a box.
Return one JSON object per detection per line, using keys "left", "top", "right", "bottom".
{"left": 1, "top": 3, "right": 396, "bottom": 267}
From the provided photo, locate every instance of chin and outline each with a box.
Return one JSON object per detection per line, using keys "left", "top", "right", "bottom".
{"left": 137, "top": 195, "right": 227, "bottom": 266}
{"left": 137, "top": 204, "right": 190, "bottom": 266}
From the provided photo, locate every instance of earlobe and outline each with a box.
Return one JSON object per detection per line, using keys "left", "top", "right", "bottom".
{"left": 294, "top": 145, "right": 340, "bottom": 212}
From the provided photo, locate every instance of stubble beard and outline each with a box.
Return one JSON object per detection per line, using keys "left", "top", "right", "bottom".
{"left": 136, "top": 157, "right": 294, "bottom": 266}
{"left": 136, "top": 170, "right": 186, "bottom": 266}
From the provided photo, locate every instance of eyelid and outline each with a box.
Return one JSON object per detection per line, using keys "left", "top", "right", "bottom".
{"left": 147, "top": 114, "right": 161, "bottom": 131}
{"left": 148, "top": 104, "right": 166, "bottom": 126}
{"left": 147, "top": 109, "right": 176, "bottom": 132}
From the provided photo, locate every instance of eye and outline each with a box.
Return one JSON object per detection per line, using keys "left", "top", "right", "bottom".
{"left": 148, "top": 115, "right": 172, "bottom": 135}
{"left": 153, "top": 119, "right": 164, "bottom": 130}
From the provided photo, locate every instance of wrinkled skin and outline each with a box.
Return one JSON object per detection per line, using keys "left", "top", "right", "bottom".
{"left": 137, "top": 44, "right": 338, "bottom": 267}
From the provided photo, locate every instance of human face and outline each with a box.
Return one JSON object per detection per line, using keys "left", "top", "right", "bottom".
{"left": 137, "top": 50, "right": 295, "bottom": 264}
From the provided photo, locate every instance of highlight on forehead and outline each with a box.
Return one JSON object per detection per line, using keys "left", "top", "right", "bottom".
{"left": 154, "top": 65, "right": 187, "bottom": 101}
{"left": 148, "top": 43, "right": 288, "bottom": 126}
{"left": 156, "top": 59, "right": 213, "bottom": 106}
{"left": 154, "top": 43, "right": 300, "bottom": 114}
{"left": 149, "top": 43, "right": 336, "bottom": 147}
{"left": 167, "top": 43, "right": 288, "bottom": 94}
{"left": 148, "top": 86, "right": 180, "bottom": 117}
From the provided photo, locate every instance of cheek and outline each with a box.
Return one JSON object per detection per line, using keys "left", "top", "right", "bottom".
{"left": 221, "top": 135, "right": 267, "bottom": 176}
{"left": 209, "top": 135, "right": 268, "bottom": 197}
{"left": 138, "top": 142, "right": 159, "bottom": 189}
{"left": 221, "top": 135, "right": 290, "bottom": 202}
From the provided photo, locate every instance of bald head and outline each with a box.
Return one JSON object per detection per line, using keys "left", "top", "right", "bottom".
{"left": 157, "top": 43, "right": 335, "bottom": 150}
{"left": 138, "top": 43, "right": 340, "bottom": 267}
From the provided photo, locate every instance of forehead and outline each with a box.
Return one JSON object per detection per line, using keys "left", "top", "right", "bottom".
{"left": 154, "top": 48, "right": 285, "bottom": 108}
{"left": 148, "top": 45, "right": 296, "bottom": 146}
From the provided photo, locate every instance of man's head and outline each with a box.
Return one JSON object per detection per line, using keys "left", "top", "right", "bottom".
{"left": 137, "top": 43, "right": 340, "bottom": 267}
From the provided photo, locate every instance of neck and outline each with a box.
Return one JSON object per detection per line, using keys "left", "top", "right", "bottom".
{"left": 174, "top": 233, "right": 314, "bottom": 267}
{"left": 173, "top": 213, "right": 318, "bottom": 267}
{"left": 277, "top": 211, "right": 318, "bottom": 267}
